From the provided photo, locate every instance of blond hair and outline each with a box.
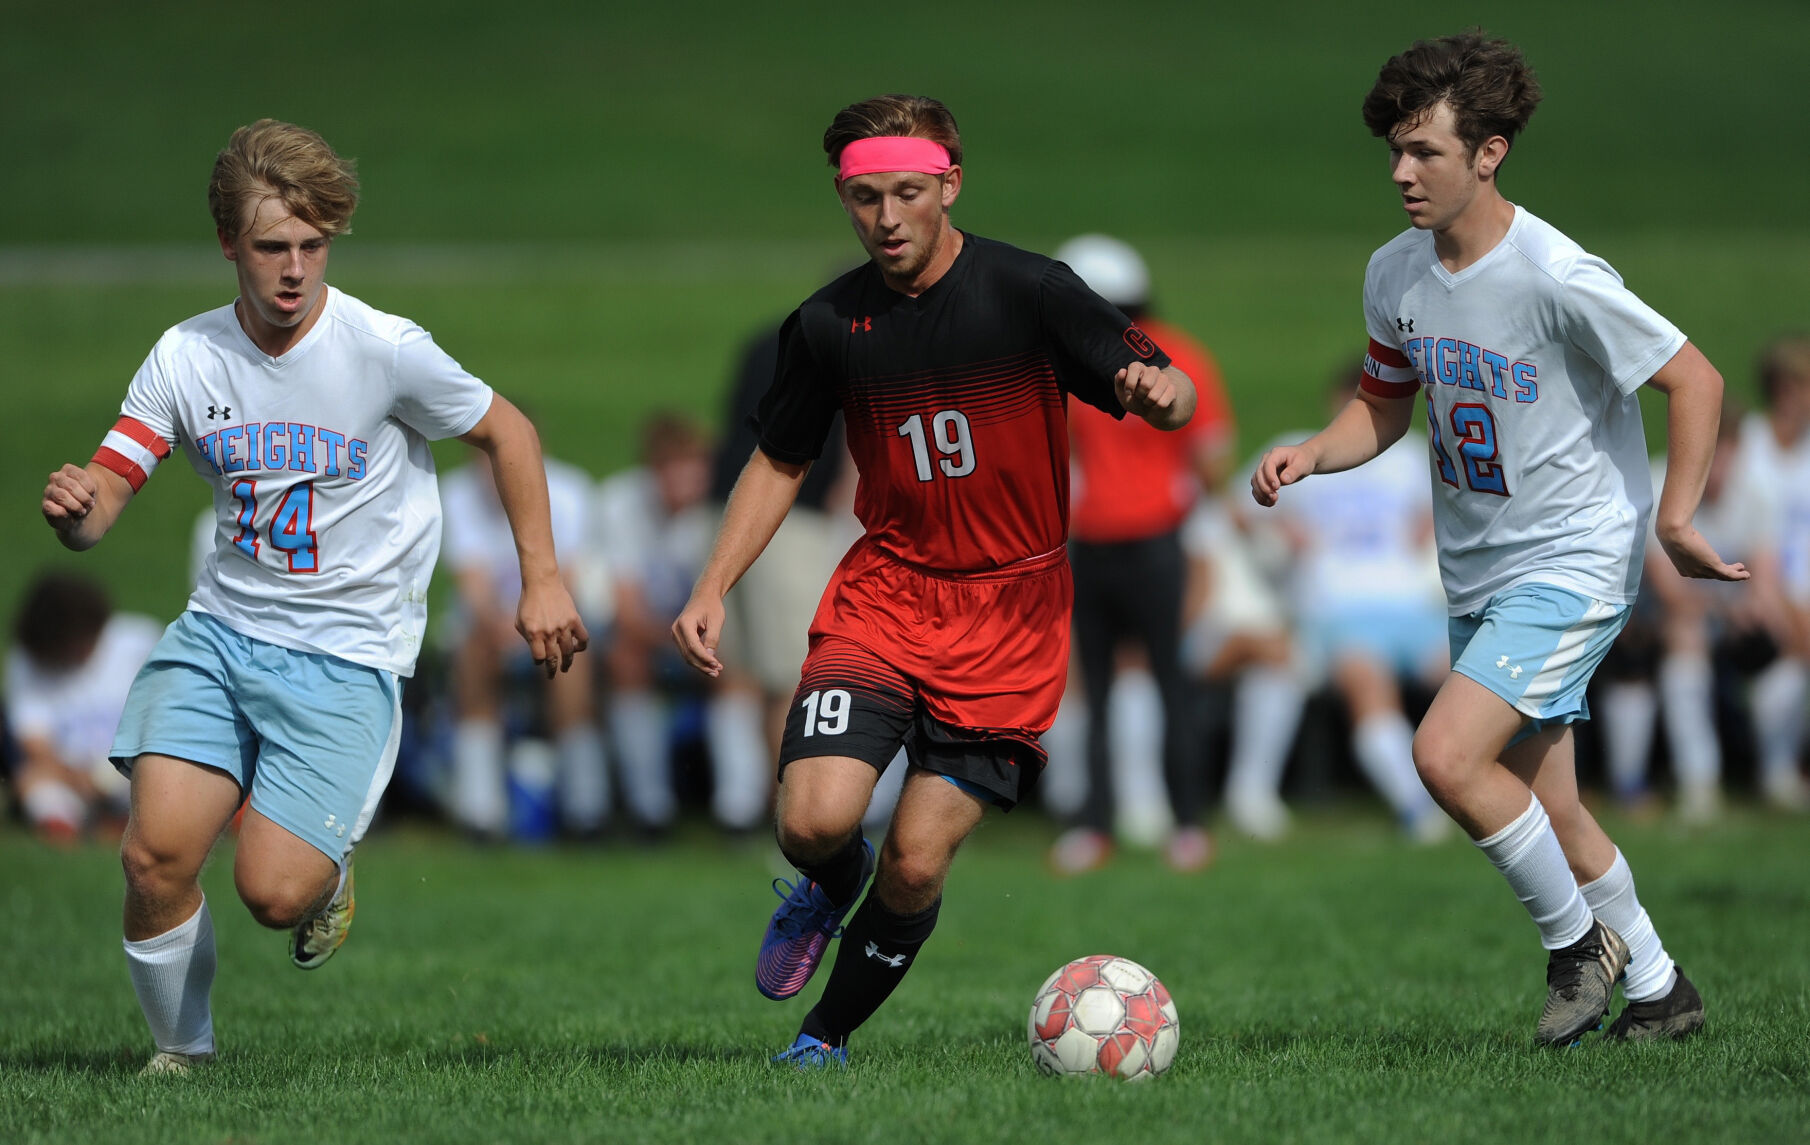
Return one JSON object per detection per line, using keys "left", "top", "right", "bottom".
{"left": 208, "top": 119, "right": 359, "bottom": 239}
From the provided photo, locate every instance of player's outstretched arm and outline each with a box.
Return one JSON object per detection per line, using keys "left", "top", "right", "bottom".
{"left": 1115, "top": 363, "right": 1196, "bottom": 430}
{"left": 42, "top": 463, "right": 134, "bottom": 551}
{"left": 672, "top": 447, "right": 807, "bottom": 678}
{"left": 1646, "top": 342, "right": 1750, "bottom": 582}
{"left": 1251, "top": 388, "right": 1415, "bottom": 507}
{"left": 458, "top": 395, "right": 590, "bottom": 676}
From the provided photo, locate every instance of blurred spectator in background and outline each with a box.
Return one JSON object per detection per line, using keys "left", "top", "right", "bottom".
{"left": 440, "top": 449, "right": 606, "bottom": 839}
{"left": 598, "top": 411, "right": 767, "bottom": 835}
{"left": 1182, "top": 496, "right": 1306, "bottom": 840}
{"left": 1045, "top": 234, "right": 1235, "bottom": 874}
{"left": 5, "top": 571, "right": 160, "bottom": 841}
{"left": 1735, "top": 338, "right": 1810, "bottom": 809}
{"left": 1255, "top": 367, "right": 1450, "bottom": 842}
{"left": 707, "top": 326, "right": 891, "bottom": 830}
{"left": 1600, "top": 407, "right": 1796, "bottom": 820}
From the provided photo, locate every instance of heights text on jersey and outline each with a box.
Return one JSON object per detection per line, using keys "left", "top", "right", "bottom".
{"left": 93, "top": 287, "right": 493, "bottom": 676}
{"left": 1359, "top": 206, "right": 1685, "bottom": 614}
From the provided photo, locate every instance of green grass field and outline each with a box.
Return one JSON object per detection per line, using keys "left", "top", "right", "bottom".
{"left": 4, "top": 809, "right": 1808, "bottom": 1144}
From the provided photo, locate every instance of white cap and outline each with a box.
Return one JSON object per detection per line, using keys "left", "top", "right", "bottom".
{"left": 1053, "top": 234, "right": 1150, "bottom": 309}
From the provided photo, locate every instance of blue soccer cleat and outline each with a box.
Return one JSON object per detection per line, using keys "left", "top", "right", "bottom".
{"left": 755, "top": 838, "right": 874, "bottom": 1000}
{"left": 772, "top": 1032, "right": 848, "bottom": 1069}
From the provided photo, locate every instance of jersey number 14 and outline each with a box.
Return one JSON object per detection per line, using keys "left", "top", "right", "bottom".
{"left": 229, "top": 478, "right": 321, "bottom": 572}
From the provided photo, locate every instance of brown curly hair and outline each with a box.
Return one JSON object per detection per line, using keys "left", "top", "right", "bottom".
{"left": 1362, "top": 31, "right": 1542, "bottom": 164}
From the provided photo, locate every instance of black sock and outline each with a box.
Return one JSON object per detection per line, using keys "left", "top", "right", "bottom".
{"left": 799, "top": 895, "right": 941, "bottom": 1047}
{"left": 785, "top": 831, "right": 867, "bottom": 906}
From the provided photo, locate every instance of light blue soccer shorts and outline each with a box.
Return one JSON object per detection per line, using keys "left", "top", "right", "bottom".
{"left": 1448, "top": 583, "right": 1631, "bottom": 745}
{"left": 110, "top": 610, "right": 402, "bottom": 864}
{"left": 1303, "top": 602, "right": 1448, "bottom": 678}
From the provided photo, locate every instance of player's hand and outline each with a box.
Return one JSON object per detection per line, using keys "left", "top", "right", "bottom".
{"left": 41, "top": 464, "right": 98, "bottom": 530}
{"left": 1250, "top": 445, "right": 1317, "bottom": 507}
{"left": 1656, "top": 522, "right": 1750, "bottom": 582}
{"left": 516, "top": 576, "right": 589, "bottom": 678}
{"left": 671, "top": 592, "right": 726, "bottom": 678}
{"left": 1115, "top": 362, "right": 1175, "bottom": 420}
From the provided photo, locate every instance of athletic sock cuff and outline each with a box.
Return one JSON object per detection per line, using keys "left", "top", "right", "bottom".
{"left": 123, "top": 897, "right": 209, "bottom": 955}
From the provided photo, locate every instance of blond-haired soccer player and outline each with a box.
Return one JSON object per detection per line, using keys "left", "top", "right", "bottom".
{"left": 1253, "top": 33, "right": 1735, "bottom": 1045}
{"left": 40, "top": 120, "right": 587, "bottom": 1074}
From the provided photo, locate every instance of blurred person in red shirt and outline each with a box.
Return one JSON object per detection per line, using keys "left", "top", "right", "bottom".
{"left": 1048, "top": 235, "right": 1235, "bottom": 873}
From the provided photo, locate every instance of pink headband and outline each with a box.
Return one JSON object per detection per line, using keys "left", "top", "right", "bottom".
{"left": 837, "top": 136, "right": 953, "bottom": 181}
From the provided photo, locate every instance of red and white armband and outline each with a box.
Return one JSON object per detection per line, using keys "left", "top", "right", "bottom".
{"left": 92, "top": 417, "right": 172, "bottom": 492}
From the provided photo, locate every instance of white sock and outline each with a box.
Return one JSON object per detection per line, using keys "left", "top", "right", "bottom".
{"left": 1038, "top": 698, "right": 1087, "bottom": 819}
{"left": 1473, "top": 795, "right": 1594, "bottom": 950}
{"left": 610, "top": 691, "right": 675, "bottom": 827}
{"left": 1351, "top": 712, "right": 1435, "bottom": 819}
{"left": 450, "top": 719, "right": 507, "bottom": 834}
{"left": 1580, "top": 849, "right": 1676, "bottom": 1002}
{"left": 22, "top": 780, "right": 88, "bottom": 832}
{"left": 1750, "top": 658, "right": 1807, "bottom": 784}
{"left": 706, "top": 691, "right": 770, "bottom": 831}
{"left": 1108, "top": 668, "right": 1173, "bottom": 842}
{"left": 123, "top": 898, "right": 216, "bottom": 1056}
{"left": 1658, "top": 655, "right": 1720, "bottom": 792}
{"left": 1599, "top": 682, "right": 1658, "bottom": 800}
{"left": 1225, "top": 665, "right": 1305, "bottom": 801}
{"left": 555, "top": 724, "right": 610, "bottom": 832}
{"left": 862, "top": 748, "right": 909, "bottom": 832}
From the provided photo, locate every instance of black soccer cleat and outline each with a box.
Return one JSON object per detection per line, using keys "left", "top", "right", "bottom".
{"left": 1605, "top": 968, "right": 1705, "bottom": 1042}
{"left": 1535, "top": 919, "right": 1629, "bottom": 1046}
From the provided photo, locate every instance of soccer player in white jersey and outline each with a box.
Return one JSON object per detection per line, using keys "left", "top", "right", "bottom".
{"left": 38, "top": 120, "right": 588, "bottom": 1074}
{"left": 1253, "top": 32, "right": 1742, "bottom": 1045}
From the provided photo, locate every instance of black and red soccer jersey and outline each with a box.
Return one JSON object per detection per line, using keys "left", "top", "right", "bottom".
{"left": 756, "top": 233, "right": 1171, "bottom": 573}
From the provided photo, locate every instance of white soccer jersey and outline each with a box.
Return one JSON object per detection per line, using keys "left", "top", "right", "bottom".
{"left": 441, "top": 456, "right": 593, "bottom": 603}
{"left": 5, "top": 614, "right": 162, "bottom": 773}
{"left": 96, "top": 287, "right": 493, "bottom": 675}
{"left": 1264, "top": 430, "right": 1441, "bottom": 617}
{"left": 593, "top": 467, "right": 714, "bottom": 623}
{"left": 1360, "top": 206, "right": 1686, "bottom": 614}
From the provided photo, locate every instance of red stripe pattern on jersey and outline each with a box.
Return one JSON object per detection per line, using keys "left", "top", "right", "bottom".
{"left": 843, "top": 350, "right": 1069, "bottom": 571}
{"left": 92, "top": 416, "right": 173, "bottom": 491}
{"left": 1362, "top": 337, "right": 1421, "bottom": 398}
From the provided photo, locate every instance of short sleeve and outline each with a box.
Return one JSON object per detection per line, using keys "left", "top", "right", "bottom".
{"left": 1039, "top": 260, "right": 1169, "bottom": 418}
{"left": 754, "top": 309, "right": 840, "bottom": 465}
{"left": 390, "top": 324, "right": 495, "bottom": 440}
{"left": 95, "top": 344, "right": 182, "bottom": 491}
{"left": 1361, "top": 261, "right": 1421, "bottom": 400}
{"left": 1560, "top": 257, "right": 1687, "bottom": 396}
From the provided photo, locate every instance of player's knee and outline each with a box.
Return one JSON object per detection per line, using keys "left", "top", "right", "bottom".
{"left": 235, "top": 869, "right": 326, "bottom": 930}
{"left": 120, "top": 831, "right": 201, "bottom": 905}
{"left": 874, "top": 844, "right": 948, "bottom": 911}
{"left": 1410, "top": 726, "right": 1468, "bottom": 800}
{"left": 774, "top": 814, "right": 854, "bottom": 863}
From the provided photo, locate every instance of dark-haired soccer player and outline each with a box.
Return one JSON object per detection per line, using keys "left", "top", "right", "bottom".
{"left": 673, "top": 94, "right": 1196, "bottom": 1066}
{"left": 1253, "top": 32, "right": 1731, "bottom": 1044}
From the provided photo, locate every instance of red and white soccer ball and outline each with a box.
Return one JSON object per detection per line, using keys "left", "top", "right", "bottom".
{"left": 1027, "top": 954, "right": 1179, "bottom": 1080}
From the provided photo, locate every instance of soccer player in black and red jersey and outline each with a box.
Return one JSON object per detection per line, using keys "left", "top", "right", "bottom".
{"left": 672, "top": 94, "right": 1197, "bottom": 1067}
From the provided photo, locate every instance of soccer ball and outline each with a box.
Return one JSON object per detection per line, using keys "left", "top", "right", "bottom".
{"left": 1027, "top": 954, "right": 1179, "bottom": 1080}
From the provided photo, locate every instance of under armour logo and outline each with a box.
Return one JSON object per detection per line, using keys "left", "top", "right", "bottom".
{"left": 207, "top": 405, "right": 232, "bottom": 420}
{"left": 864, "top": 941, "right": 907, "bottom": 969}
{"left": 1396, "top": 317, "right": 1415, "bottom": 334}
{"left": 1495, "top": 655, "right": 1523, "bottom": 679}
{"left": 851, "top": 316, "right": 872, "bottom": 332}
